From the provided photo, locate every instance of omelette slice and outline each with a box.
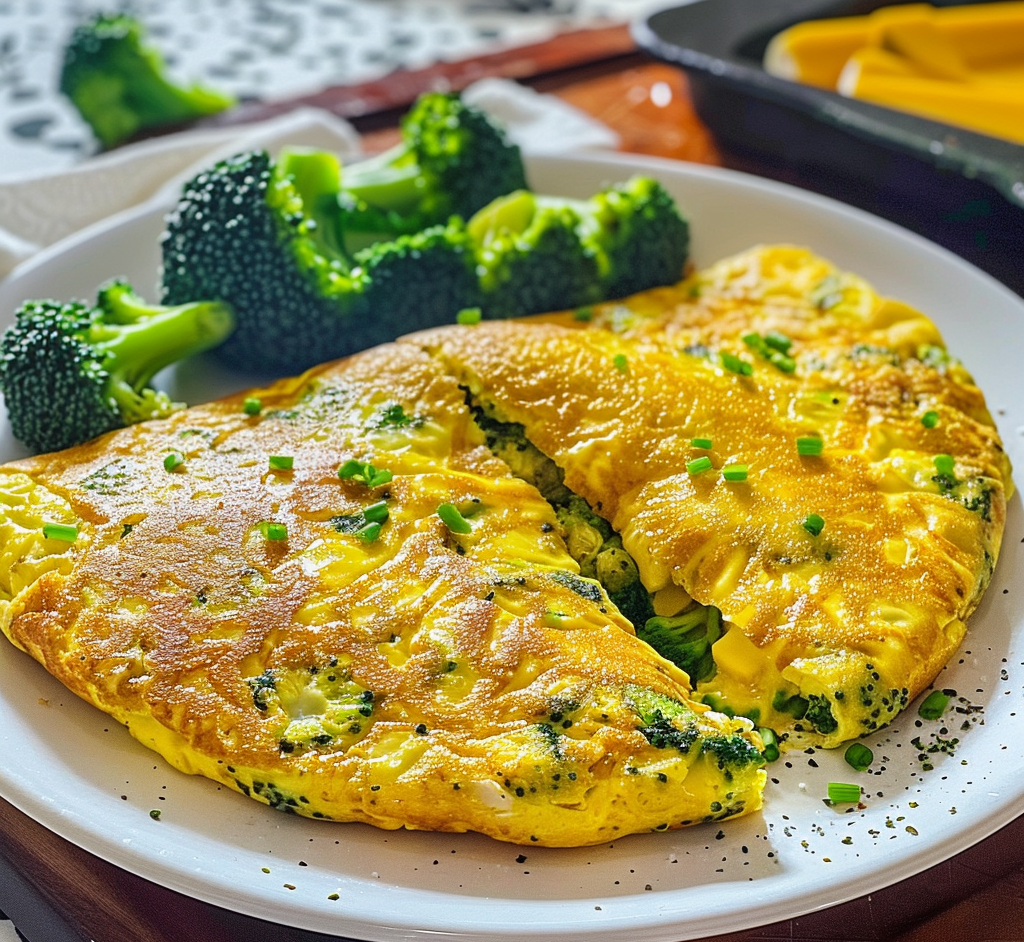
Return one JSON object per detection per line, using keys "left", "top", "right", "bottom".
{"left": 411, "top": 245, "right": 1012, "bottom": 749}
{"left": 0, "top": 340, "right": 765, "bottom": 846}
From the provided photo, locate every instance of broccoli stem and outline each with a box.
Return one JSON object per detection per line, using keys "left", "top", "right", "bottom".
{"left": 96, "top": 297, "right": 234, "bottom": 418}
{"left": 342, "top": 150, "right": 425, "bottom": 217}
{"left": 276, "top": 149, "right": 349, "bottom": 261}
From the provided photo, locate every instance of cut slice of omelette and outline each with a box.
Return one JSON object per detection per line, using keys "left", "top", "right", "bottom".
{"left": 0, "top": 339, "right": 765, "bottom": 847}
{"left": 410, "top": 245, "right": 1013, "bottom": 749}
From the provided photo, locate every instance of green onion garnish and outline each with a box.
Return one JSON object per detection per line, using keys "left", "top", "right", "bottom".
{"left": 758, "top": 727, "right": 780, "bottom": 763}
{"left": 918, "top": 689, "right": 951, "bottom": 720}
{"left": 764, "top": 331, "right": 793, "bottom": 354}
{"left": 844, "top": 742, "right": 873, "bottom": 772}
{"left": 691, "top": 437, "right": 713, "bottom": 449}
{"left": 921, "top": 410, "right": 939, "bottom": 429}
{"left": 719, "top": 352, "right": 752, "bottom": 376}
{"left": 613, "top": 353, "right": 629, "bottom": 373}
{"left": 933, "top": 454, "right": 955, "bottom": 478}
{"left": 42, "top": 522, "right": 78, "bottom": 542}
{"left": 356, "top": 521, "right": 382, "bottom": 544}
{"left": 338, "top": 460, "right": 393, "bottom": 488}
{"left": 802, "top": 513, "right": 825, "bottom": 536}
{"left": 259, "top": 521, "right": 288, "bottom": 542}
{"left": 268, "top": 455, "right": 294, "bottom": 471}
{"left": 722, "top": 463, "right": 749, "bottom": 482}
{"left": 363, "top": 500, "right": 389, "bottom": 524}
{"left": 686, "top": 456, "right": 713, "bottom": 475}
{"left": 797, "top": 435, "right": 823, "bottom": 457}
{"left": 242, "top": 397, "right": 263, "bottom": 416}
{"left": 437, "top": 502, "right": 472, "bottom": 534}
{"left": 163, "top": 452, "right": 184, "bottom": 472}
{"left": 742, "top": 332, "right": 796, "bottom": 373}
{"left": 456, "top": 307, "right": 482, "bottom": 325}
{"left": 827, "top": 782, "right": 861, "bottom": 804}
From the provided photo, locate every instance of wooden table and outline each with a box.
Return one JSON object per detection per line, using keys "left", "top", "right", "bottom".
{"left": 2, "top": 24, "right": 1023, "bottom": 942}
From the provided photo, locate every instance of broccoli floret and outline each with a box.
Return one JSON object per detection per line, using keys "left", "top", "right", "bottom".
{"left": 638, "top": 606, "right": 722, "bottom": 684}
{"left": 0, "top": 282, "right": 234, "bottom": 454}
{"left": 338, "top": 91, "right": 527, "bottom": 247}
{"left": 701, "top": 734, "right": 765, "bottom": 770}
{"left": 467, "top": 176, "right": 690, "bottom": 318}
{"left": 468, "top": 191, "right": 602, "bottom": 318}
{"left": 59, "top": 13, "right": 235, "bottom": 148}
{"left": 161, "top": 147, "right": 480, "bottom": 374}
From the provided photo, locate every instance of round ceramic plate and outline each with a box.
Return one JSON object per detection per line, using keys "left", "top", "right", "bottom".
{"left": 0, "top": 153, "right": 1021, "bottom": 942}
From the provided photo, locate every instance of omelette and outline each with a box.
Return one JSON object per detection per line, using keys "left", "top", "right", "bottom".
{"left": 0, "top": 333, "right": 765, "bottom": 847}
{"left": 0, "top": 244, "right": 1010, "bottom": 844}
{"left": 412, "top": 245, "right": 1012, "bottom": 748}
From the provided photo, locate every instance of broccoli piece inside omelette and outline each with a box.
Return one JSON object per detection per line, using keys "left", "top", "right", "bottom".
{"left": 464, "top": 391, "right": 861, "bottom": 751}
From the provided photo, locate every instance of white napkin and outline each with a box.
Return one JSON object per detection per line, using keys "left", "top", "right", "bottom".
{"left": 0, "top": 79, "right": 619, "bottom": 281}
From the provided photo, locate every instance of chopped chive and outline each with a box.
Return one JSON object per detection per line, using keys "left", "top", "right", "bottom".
{"left": 259, "top": 521, "right": 288, "bottom": 542}
{"left": 758, "top": 727, "right": 780, "bottom": 763}
{"left": 802, "top": 513, "right": 825, "bottom": 536}
{"left": 456, "top": 307, "right": 482, "bottom": 325}
{"left": 268, "top": 455, "right": 294, "bottom": 471}
{"left": 844, "top": 742, "right": 873, "bottom": 772}
{"left": 338, "top": 460, "right": 393, "bottom": 488}
{"left": 741, "top": 332, "right": 766, "bottom": 354}
{"left": 356, "top": 521, "right": 382, "bottom": 544}
{"left": 764, "top": 331, "right": 793, "bottom": 354}
{"left": 691, "top": 437, "right": 713, "bottom": 449}
{"left": 363, "top": 500, "right": 389, "bottom": 524}
{"left": 796, "top": 435, "right": 823, "bottom": 457}
{"left": 918, "top": 689, "right": 951, "bottom": 720}
{"left": 573, "top": 305, "right": 594, "bottom": 322}
{"left": 921, "top": 410, "right": 939, "bottom": 429}
{"left": 437, "top": 502, "right": 473, "bottom": 534}
{"left": 242, "top": 397, "right": 263, "bottom": 416}
{"left": 933, "top": 454, "right": 955, "bottom": 478}
{"left": 42, "top": 522, "right": 78, "bottom": 542}
{"left": 719, "top": 352, "right": 752, "bottom": 376}
{"left": 722, "top": 463, "right": 749, "bottom": 482}
{"left": 163, "top": 451, "right": 184, "bottom": 472}
{"left": 827, "top": 782, "right": 861, "bottom": 804}
{"left": 612, "top": 353, "right": 629, "bottom": 373}
{"left": 770, "top": 352, "right": 797, "bottom": 374}
{"left": 686, "top": 456, "right": 713, "bottom": 475}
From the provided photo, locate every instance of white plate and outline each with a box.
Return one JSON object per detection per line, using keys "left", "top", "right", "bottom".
{"left": 0, "top": 153, "right": 1022, "bottom": 942}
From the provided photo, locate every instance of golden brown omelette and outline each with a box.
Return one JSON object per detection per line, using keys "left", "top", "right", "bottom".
{"left": 0, "top": 244, "right": 1010, "bottom": 844}
{"left": 0, "top": 334, "right": 765, "bottom": 847}
{"left": 412, "top": 245, "right": 1012, "bottom": 748}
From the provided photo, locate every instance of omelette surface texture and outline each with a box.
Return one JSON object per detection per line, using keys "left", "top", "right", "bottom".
{"left": 0, "top": 244, "right": 1010, "bottom": 843}
{"left": 0, "top": 331, "right": 765, "bottom": 847}
{"left": 412, "top": 245, "right": 1012, "bottom": 749}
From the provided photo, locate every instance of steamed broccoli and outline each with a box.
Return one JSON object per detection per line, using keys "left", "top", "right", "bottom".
{"left": 161, "top": 147, "right": 481, "bottom": 373}
{"left": 468, "top": 177, "right": 690, "bottom": 318}
{"left": 336, "top": 91, "right": 528, "bottom": 248}
{"left": 0, "top": 282, "right": 234, "bottom": 453}
{"left": 639, "top": 606, "right": 722, "bottom": 685}
{"left": 59, "top": 13, "right": 235, "bottom": 149}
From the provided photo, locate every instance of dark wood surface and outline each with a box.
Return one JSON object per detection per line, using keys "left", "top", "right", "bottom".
{"left": 3, "top": 25, "right": 1024, "bottom": 942}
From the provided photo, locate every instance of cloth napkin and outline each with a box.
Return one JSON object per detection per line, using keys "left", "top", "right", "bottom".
{"left": 0, "top": 78, "right": 620, "bottom": 282}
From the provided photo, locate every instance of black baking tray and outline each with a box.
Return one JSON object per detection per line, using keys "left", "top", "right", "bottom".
{"left": 634, "top": 0, "right": 1024, "bottom": 297}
